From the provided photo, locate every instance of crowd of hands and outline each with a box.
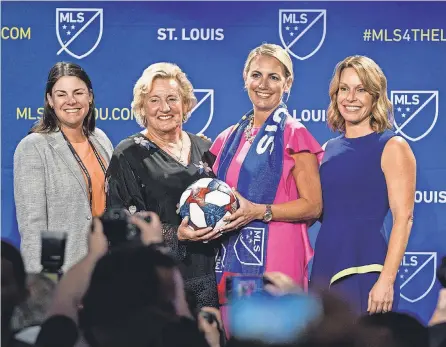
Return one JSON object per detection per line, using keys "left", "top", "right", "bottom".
{"left": 10, "top": 211, "right": 446, "bottom": 347}
{"left": 81, "top": 212, "right": 305, "bottom": 347}
{"left": 86, "top": 213, "right": 224, "bottom": 347}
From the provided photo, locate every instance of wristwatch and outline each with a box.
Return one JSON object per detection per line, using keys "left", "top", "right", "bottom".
{"left": 263, "top": 204, "right": 273, "bottom": 223}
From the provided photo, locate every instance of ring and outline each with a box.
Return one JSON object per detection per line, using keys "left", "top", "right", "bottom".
{"left": 219, "top": 231, "right": 224, "bottom": 236}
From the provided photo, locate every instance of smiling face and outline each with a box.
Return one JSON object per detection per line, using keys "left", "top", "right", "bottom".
{"left": 336, "top": 67, "right": 374, "bottom": 127}
{"left": 244, "top": 54, "right": 291, "bottom": 114}
{"left": 46, "top": 76, "right": 92, "bottom": 130}
{"left": 143, "top": 78, "right": 184, "bottom": 134}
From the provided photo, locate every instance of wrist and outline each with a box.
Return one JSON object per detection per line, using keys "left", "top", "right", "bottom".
{"left": 177, "top": 227, "right": 188, "bottom": 242}
{"left": 85, "top": 252, "right": 103, "bottom": 264}
{"left": 378, "top": 272, "right": 396, "bottom": 285}
{"left": 257, "top": 204, "right": 267, "bottom": 220}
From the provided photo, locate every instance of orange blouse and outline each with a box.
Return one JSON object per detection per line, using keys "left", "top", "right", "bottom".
{"left": 71, "top": 140, "right": 106, "bottom": 217}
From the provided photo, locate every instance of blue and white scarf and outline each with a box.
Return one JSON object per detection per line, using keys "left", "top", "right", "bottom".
{"left": 215, "top": 104, "right": 289, "bottom": 294}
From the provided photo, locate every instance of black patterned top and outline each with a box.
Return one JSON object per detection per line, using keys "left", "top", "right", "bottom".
{"left": 105, "top": 132, "right": 219, "bottom": 308}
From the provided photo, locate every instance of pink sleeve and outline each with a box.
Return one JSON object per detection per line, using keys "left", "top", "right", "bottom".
{"left": 210, "top": 127, "right": 231, "bottom": 156}
{"left": 285, "top": 118, "right": 324, "bottom": 162}
{"left": 210, "top": 126, "right": 233, "bottom": 172}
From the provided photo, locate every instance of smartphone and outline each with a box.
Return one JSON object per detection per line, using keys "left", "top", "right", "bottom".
{"left": 226, "top": 275, "right": 266, "bottom": 300}
{"left": 229, "top": 293, "right": 322, "bottom": 344}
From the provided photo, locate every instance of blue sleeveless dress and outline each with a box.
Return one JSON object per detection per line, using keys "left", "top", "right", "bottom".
{"left": 311, "top": 130, "right": 400, "bottom": 313}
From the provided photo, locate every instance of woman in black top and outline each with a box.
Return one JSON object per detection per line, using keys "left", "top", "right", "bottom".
{"left": 105, "top": 62, "right": 220, "bottom": 308}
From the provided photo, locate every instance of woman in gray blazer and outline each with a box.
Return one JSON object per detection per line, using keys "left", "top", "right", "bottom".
{"left": 14, "top": 62, "right": 113, "bottom": 273}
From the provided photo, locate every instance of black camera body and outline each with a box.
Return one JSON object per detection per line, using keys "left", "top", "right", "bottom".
{"left": 201, "top": 311, "right": 217, "bottom": 324}
{"left": 41, "top": 231, "right": 67, "bottom": 280}
{"left": 100, "top": 208, "right": 149, "bottom": 248}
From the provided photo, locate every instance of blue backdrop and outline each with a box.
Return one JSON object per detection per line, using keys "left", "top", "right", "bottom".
{"left": 2, "top": 1, "right": 445, "bottom": 324}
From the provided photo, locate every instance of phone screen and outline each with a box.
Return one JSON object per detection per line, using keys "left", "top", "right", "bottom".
{"left": 229, "top": 293, "right": 322, "bottom": 344}
{"left": 226, "top": 275, "right": 265, "bottom": 300}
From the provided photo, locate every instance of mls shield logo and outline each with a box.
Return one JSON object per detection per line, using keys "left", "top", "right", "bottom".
{"left": 215, "top": 244, "right": 226, "bottom": 273}
{"left": 233, "top": 227, "right": 265, "bottom": 266}
{"left": 391, "top": 90, "right": 439, "bottom": 142}
{"left": 279, "top": 9, "right": 326, "bottom": 60}
{"left": 184, "top": 89, "right": 214, "bottom": 135}
{"left": 399, "top": 252, "right": 437, "bottom": 303}
{"left": 56, "top": 8, "right": 103, "bottom": 59}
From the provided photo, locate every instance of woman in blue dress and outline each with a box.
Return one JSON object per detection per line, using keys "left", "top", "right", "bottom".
{"left": 311, "top": 56, "right": 416, "bottom": 315}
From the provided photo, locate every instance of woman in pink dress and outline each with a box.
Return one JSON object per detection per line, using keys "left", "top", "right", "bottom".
{"left": 210, "top": 43, "right": 323, "bottom": 304}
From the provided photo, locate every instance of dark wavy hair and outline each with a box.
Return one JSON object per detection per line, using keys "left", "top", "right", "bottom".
{"left": 30, "top": 62, "right": 96, "bottom": 135}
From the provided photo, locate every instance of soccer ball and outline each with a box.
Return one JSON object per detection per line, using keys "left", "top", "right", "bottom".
{"left": 178, "top": 178, "right": 239, "bottom": 230}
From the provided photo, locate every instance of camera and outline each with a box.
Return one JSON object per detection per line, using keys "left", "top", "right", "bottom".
{"left": 437, "top": 256, "right": 446, "bottom": 288}
{"left": 200, "top": 311, "right": 217, "bottom": 324}
{"left": 41, "top": 231, "right": 67, "bottom": 281}
{"left": 226, "top": 275, "right": 268, "bottom": 300}
{"left": 100, "top": 208, "right": 150, "bottom": 248}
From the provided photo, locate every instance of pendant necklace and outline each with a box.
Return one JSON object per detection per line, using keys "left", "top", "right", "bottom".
{"left": 164, "top": 135, "right": 186, "bottom": 165}
{"left": 244, "top": 115, "right": 256, "bottom": 144}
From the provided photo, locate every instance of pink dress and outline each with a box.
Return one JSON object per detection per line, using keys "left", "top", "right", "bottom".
{"left": 210, "top": 116, "right": 323, "bottom": 289}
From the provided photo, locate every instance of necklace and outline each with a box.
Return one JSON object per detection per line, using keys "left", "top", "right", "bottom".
{"left": 163, "top": 136, "right": 187, "bottom": 165}
{"left": 146, "top": 132, "right": 188, "bottom": 165}
{"left": 244, "top": 115, "right": 256, "bottom": 144}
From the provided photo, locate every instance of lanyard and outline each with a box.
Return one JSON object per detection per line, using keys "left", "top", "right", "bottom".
{"left": 60, "top": 130, "right": 107, "bottom": 210}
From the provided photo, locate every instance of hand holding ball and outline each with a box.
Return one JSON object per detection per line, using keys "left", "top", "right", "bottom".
{"left": 178, "top": 178, "right": 239, "bottom": 230}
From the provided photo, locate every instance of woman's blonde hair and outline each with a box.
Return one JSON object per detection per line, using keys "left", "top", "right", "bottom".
{"left": 327, "top": 55, "right": 393, "bottom": 133}
{"left": 131, "top": 62, "right": 197, "bottom": 127}
{"left": 243, "top": 43, "right": 294, "bottom": 97}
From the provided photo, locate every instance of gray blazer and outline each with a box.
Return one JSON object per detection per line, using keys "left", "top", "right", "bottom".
{"left": 14, "top": 128, "right": 113, "bottom": 272}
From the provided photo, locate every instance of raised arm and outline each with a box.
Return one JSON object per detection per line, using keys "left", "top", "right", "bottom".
{"left": 45, "top": 218, "right": 107, "bottom": 323}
